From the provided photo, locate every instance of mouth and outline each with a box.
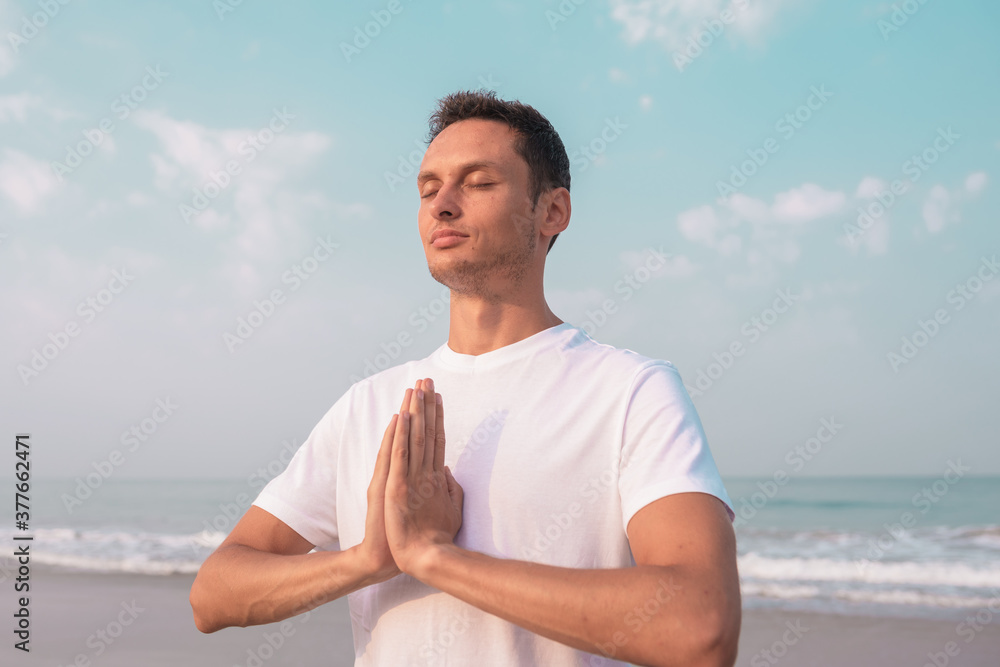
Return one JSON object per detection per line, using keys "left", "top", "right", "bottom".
{"left": 430, "top": 229, "right": 469, "bottom": 248}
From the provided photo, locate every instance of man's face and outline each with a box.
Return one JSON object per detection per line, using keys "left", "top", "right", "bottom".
{"left": 416, "top": 118, "right": 543, "bottom": 303}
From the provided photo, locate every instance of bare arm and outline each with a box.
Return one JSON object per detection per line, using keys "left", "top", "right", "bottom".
{"left": 385, "top": 378, "right": 741, "bottom": 667}
{"left": 190, "top": 508, "right": 364, "bottom": 633}
{"left": 190, "top": 411, "right": 405, "bottom": 633}
{"left": 412, "top": 493, "right": 740, "bottom": 667}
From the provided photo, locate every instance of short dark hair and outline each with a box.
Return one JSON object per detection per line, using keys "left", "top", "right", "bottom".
{"left": 427, "top": 89, "right": 570, "bottom": 254}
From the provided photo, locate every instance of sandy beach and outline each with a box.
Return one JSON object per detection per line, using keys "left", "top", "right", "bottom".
{"left": 4, "top": 568, "right": 999, "bottom": 666}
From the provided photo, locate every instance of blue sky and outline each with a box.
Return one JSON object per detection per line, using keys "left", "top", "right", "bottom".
{"left": 1, "top": 0, "right": 998, "bottom": 481}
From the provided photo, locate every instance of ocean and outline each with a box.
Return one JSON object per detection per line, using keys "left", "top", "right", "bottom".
{"left": 6, "top": 476, "right": 998, "bottom": 622}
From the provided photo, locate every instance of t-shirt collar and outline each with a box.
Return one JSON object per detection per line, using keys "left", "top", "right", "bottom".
{"left": 435, "top": 322, "right": 577, "bottom": 371}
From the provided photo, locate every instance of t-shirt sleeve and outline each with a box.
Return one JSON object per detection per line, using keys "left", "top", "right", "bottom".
{"left": 618, "top": 361, "right": 735, "bottom": 533}
{"left": 251, "top": 390, "right": 351, "bottom": 550}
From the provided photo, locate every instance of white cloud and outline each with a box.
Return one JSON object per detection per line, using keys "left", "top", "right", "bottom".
{"left": 609, "top": 0, "right": 792, "bottom": 52}
{"left": 0, "top": 0, "right": 14, "bottom": 78}
{"left": 677, "top": 204, "right": 719, "bottom": 246}
{"left": 724, "top": 247, "right": 779, "bottom": 289}
{"left": 717, "top": 233, "right": 742, "bottom": 256}
{"left": 922, "top": 184, "right": 957, "bottom": 234}
{"left": 0, "top": 93, "right": 40, "bottom": 122}
{"left": 855, "top": 176, "right": 886, "bottom": 199}
{"left": 134, "top": 110, "right": 332, "bottom": 193}
{"left": 848, "top": 215, "right": 889, "bottom": 256}
{"left": 771, "top": 183, "right": 845, "bottom": 223}
{"left": 134, "top": 108, "right": 332, "bottom": 231}
{"left": 725, "top": 193, "right": 770, "bottom": 224}
{"left": 920, "top": 174, "right": 986, "bottom": 235}
{"left": 133, "top": 110, "right": 351, "bottom": 297}
{"left": 661, "top": 254, "right": 698, "bottom": 277}
{"left": 609, "top": 67, "right": 628, "bottom": 83}
{"left": 722, "top": 184, "right": 845, "bottom": 226}
{"left": 0, "top": 46, "right": 13, "bottom": 78}
{"left": 639, "top": 94, "right": 653, "bottom": 112}
{"left": 678, "top": 182, "right": 845, "bottom": 288}
{"left": 0, "top": 148, "right": 59, "bottom": 215}
{"left": 133, "top": 110, "right": 238, "bottom": 185}
{"left": 767, "top": 238, "right": 800, "bottom": 263}
{"left": 965, "top": 171, "right": 987, "bottom": 195}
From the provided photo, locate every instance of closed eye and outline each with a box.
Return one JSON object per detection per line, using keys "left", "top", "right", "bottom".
{"left": 421, "top": 183, "right": 492, "bottom": 199}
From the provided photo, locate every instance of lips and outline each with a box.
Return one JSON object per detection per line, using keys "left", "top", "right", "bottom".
{"left": 430, "top": 229, "right": 469, "bottom": 245}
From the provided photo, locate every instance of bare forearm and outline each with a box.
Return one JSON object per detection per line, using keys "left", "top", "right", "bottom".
{"left": 414, "top": 545, "right": 739, "bottom": 667}
{"left": 190, "top": 544, "right": 380, "bottom": 633}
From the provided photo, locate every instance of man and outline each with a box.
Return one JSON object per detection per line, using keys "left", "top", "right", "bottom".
{"left": 191, "top": 90, "right": 741, "bottom": 667}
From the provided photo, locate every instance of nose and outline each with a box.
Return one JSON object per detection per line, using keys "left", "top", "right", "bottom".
{"left": 428, "top": 182, "right": 461, "bottom": 220}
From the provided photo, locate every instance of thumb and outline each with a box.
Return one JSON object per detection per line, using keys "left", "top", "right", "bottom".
{"left": 444, "top": 466, "right": 463, "bottom": 509}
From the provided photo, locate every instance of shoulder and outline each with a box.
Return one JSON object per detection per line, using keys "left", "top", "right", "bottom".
{"left": 563, "top": 326, "right": 682, "bottom": 385}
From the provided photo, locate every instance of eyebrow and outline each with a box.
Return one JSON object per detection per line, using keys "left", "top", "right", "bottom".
{"left": 416, "top": 160, "right": 505, "bottom": 186}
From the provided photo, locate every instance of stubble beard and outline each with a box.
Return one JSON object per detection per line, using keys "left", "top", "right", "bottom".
{"left": 429, "top": 215, "right": 537, "bottom": 305}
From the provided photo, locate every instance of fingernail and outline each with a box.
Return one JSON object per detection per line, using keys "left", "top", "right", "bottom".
{"left": 435, "top": 393, "right": 442, "bottom": 405}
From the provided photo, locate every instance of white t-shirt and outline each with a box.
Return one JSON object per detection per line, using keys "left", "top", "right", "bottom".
{"left": 254, "top": 322, "right": 734, "bottom": 666}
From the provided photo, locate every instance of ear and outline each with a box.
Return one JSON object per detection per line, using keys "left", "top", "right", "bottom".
{"left": 540, "top": 187, "right": 571, "bottom": 242}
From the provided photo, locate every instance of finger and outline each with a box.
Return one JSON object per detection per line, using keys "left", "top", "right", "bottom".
{"left": 445, "top": 466, "right": 464, "bottom": 516}
{"left": 408, "top": 380, "right": 425, "bottom": 480}
{"left": 372, "top": 414, "right": 397, "bottom": 493}
{"left": 399, "top": 383, "right": 411, "bottom": 413}
{"left": 433, "top": 392, "right": 446, "bottom": 472}
{"left": 422, "top": 378, "right": 437, "bottom": 471}
{"left": 391, "top": 391, "right": 412, "bottom": 479}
